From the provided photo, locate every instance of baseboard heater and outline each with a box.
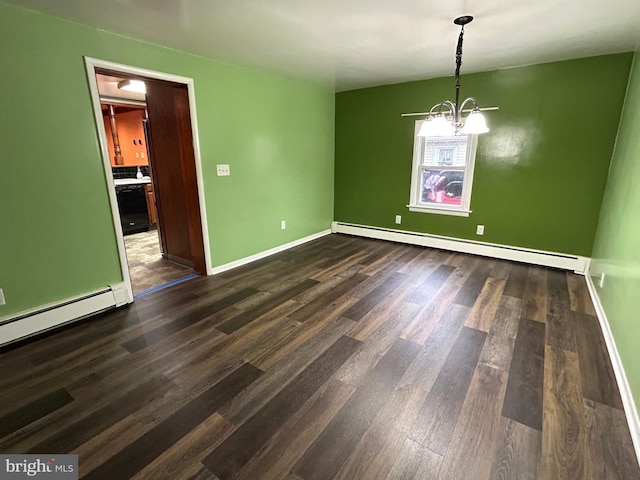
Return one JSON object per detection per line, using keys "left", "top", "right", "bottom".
{"left": 331, "top": 221, "right": 589, "bottom": 274}
{"left": 0, "top": 282, "right": 129, "bottom": 347}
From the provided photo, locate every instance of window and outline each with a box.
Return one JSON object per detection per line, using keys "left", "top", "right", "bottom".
{"left": 407, "top": 120, "right": 478, "bottom": 217}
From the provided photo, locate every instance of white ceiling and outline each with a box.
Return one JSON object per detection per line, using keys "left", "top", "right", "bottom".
{"left": 8, "top": 0, "right": 640, "bottom": 91}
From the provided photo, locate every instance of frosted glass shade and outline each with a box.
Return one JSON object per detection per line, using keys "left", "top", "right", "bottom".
{"left": 417, "top": 115, "right": 456, "bottom": 137}
{"left": 461, "top": 110, "right": 489, "bottom": 134}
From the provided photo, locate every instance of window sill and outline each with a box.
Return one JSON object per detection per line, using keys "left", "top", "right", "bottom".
{"left": 407, "top": 204, "right": 471, "bottom": 217}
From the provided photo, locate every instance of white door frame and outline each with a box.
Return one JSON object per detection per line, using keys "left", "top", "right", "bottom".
{"left": 84, "top": 57, "right": 213, "bottom": 304}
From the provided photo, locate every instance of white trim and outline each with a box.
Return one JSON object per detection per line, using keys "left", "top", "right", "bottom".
{"left": 210, "top": 230, "right": 332, "bottom": 275}
{"left": 84, "top": 58, "right": 134, "bottom": 305}
{"left": 83, "top": 57, "right": 214, "bottom": 309}
{"left": 331, "top": 221, "right": 589, "bottom": 273}
{"left": 584, "top": 271, "right": 640, "bottom": 467}
{"left": 0, "top": 283, "right": 127, "bottom": 346}
{"left": 407, "top": 205, "right": 471, "bottom": 217}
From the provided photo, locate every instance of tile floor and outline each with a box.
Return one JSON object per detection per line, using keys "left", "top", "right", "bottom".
{"left": 123, "top": 230, "right": 193, "bottom": 294}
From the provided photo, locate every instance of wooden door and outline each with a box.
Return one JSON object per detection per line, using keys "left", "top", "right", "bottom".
{"left": 144, "top": 81, "right": 206, "bottom": 274}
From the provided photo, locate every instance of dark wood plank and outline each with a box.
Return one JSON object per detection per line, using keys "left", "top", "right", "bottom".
{"left": 217, "top": 316, "right": 357, "bottom": 426}
{"left": 395, "top": 245, "right": 427, "bottom": 264}
{"left": 338, "top": 302, "right": 420, "bottom": 386}
{"left": 385, "top": 438, "right": 443, "bottom": 479}
{"left": 359, "top": 244, "right": 410, "bottom": 276}
{"left": 503, "top": 263, "right": 528, "bottom": 298}
{"left": 252, "top": 303, "right": 358, "bottom": 372}
{"left": 0, "top": 388, "right": 73, "bottom": 438}
{"left": 465, "top": 277, "right": 507, "bottom": 332}
{"left": 292, "top": 338, "right": 420, "bottom": 480}
{"left": 522, "top": 266, "right": 547, "bottom": 323}
{"left": 502, "top": 318, "right": 545, "bottom": 430}
{"left": 400, "top": 304, "right": 472, "bottom": 393}
{"left": 234, "top": 379, "right": 356, "bottom": 480}
{"left": 133, "top": 413, "right": 233, "bottom": 480}
{"left": 584, "top": 399, "right": 640, "bottom": 480}
{"left": 409, "top": 326, "right": 487, "bottom": 455}
{"left": 406, "top": 264, "right": 455, "bottom": 305}
{"left": 185, "top": 463, "right": 219, "bottom": 480}
{"left": 566, "top": 274, "right": 596, "bottom": 315}
{"left": 546, "top": 269, "right": 576, "bottom": 351}
{"left": 288, "top": 273, "right": 369, "bottom": 322}
{"left": 574, "top": 312, "right": 623, "bottom": 408}
{"left": 478, "top": 296, "right": 522, "bottom": 371}
{"left": 541, "top": 345, "right": 587, "bottom": 479}
{"left": 490, "top": 260, "right": 513, "bottom": 281}
{"left": 202, "top": 335, "right": 362, "bottom": 480}
{"left": 122, "top": 287, "right": 259, "bottom": 352}
{"left": 343, "top": 272, "right": 408, "bottom": 321}
{"left": 489, "top": 417, "right": 541, "bottom": 480}
{"left": 436, "top": 365, "right": 508, "bottom": 480}
{"left": 453, "top": 263, "right": 492, "bottom": 307}
{"left": 28, "top": 375, "right": 174, "bottom": 454}
{"left": 74, "top": 415, "right": 148, "bottom": 476}
{"left": 401, "top": 263, "right": 475, "bottom": 345}
{"left": 346, "top": 284, "right": 421, "bottom": 343}
{"left": 82, "top": 363, "right": 263, "bottom": 480}
{"left": 333, "top": 384, "right": 427, "bottom": 480}
{"left": 216, "top": 279, "right": 319, "bottom": 334}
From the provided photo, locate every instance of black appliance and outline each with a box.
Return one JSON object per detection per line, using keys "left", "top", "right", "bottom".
{"left": 115, "top": 184, "right": 149, "bottom": 235}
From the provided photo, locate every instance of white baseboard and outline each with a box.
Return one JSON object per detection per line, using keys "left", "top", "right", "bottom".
{"left": 584, "top": 272, "right": 640, "bottom": 465}
{"left": 210, "top": 229, "right": 332, "bottom": 276}
{"left": 331, "top": 221, "right": 589, "bottom": 273}
{"left": 0, "top": 282, "right": 127, "bottom": 347}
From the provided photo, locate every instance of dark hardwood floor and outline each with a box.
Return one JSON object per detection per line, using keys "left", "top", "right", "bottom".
{"left": 1, "top": 234, "right": 638, "bottom": 479}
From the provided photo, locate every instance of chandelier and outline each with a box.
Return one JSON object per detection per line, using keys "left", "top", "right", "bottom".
{"left": 416, "top": 16, "right": 491, "bottom": 137}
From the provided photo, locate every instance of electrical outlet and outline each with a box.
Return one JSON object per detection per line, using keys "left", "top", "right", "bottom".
{"left": 281, "top": 220, "right": 286, "bottom": 230}
{"left": 476, "top": 225, "right": 485, "bottom": 235}
{"left": 216, "top": 164, "right": 230, "bottom": 176}
{"left": 0, "top": 288, "right": 5, "bottom": 306}
{"left": 395, "top": 215, "right": 402, "bottom": 225}
{"left": 135, "top": 152, "right": 140, "bottom": 159}
{"left": 599, "top": 272, "right": 605, "bottom": 289}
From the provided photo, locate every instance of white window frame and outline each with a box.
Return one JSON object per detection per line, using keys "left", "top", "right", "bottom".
{"left": 407, "top": 120, "right": 478, "bottom": 217}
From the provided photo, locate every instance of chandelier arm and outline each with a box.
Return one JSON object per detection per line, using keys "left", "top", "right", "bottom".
{"left": 429, "top": 103, "right": 443, "bottom": 116}
{"left": 459, "top": 97, "right": 478, "bottom": 112}
{"left": 428, "top": 101, "right": 455, "bottom": 117}
{"left": 441, "top": 100, "right": 456, "bottom": 115}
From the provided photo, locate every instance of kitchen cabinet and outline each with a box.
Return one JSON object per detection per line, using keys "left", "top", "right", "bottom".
{"left": 145, "top": 183, "right": 157, "bottom": 226}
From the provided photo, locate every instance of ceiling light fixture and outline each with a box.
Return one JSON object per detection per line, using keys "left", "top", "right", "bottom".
{"left": 117, "top": 79, "right": 146, "bottom": 94}
{"left": 402, "top": 16, "right": 497, "bottom": 136}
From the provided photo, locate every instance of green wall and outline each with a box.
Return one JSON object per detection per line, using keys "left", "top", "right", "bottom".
{"left": 0, "top": 2, "right": 334, "bottom": 317}
{"left": 335, "top": 54, "right": 632, "bottom": 256}
{"left": 591, "top": 52, "right": 640, "bottom": 409}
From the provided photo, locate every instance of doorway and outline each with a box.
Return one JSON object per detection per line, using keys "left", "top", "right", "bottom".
{"left": 85, "top": 58, "right": 212, "bottom": 302}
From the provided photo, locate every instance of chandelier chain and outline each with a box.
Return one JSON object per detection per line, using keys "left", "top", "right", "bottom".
{"left": 454, "top": 25, "right": 465, "bottom": 123}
